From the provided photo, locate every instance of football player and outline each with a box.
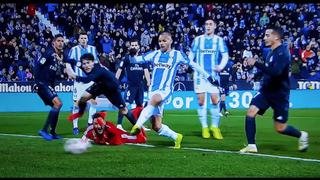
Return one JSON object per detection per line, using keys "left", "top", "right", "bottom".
{"left": 81, "top": 112, "right": 147, "bottom": 145}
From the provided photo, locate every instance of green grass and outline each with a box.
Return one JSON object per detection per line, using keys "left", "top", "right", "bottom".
{"left": 0, "top": 109, "right": 320, "bottom": 177}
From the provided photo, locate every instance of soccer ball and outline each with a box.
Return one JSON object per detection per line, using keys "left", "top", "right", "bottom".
{"left": 64, "top": 138, "right": 91, "bottom": 154}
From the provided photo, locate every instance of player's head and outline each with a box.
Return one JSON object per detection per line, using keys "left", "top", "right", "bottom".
{"left": 93, "top": 117, "right": 105, "bottom": 134}
{"left": 92, "top": 111, "right": 107, "bottom": 120}
{"left": 204, "top": 18, "right": 216, "bottom": 35}
{"left": 158, "top": 32, "right": 172, "bottom": 52}
{"left": 53, "top": 34, "right": 64, "bottom": 51}
{"left": 78, "top": 31, "right": 88, "bottom": 46}
{"left": 264, "top": 25, "right": 284, "bottom": 47}
{"left": 80, "top": 53, "right": 95, "bottom": 73}
{"left": 92, "top": 112, "right": 107, "bottom": 134}
{"left": 129, "top": 39, "right": 140, "bottom": 55}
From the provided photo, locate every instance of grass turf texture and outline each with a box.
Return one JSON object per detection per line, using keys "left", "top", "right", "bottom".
{"left": 0, "top": 109, "right": 319, "bottom": 177}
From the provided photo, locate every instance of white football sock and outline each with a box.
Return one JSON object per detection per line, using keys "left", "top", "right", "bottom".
{"left": 135, "top": 104, "right": 155, "bottom": 128}
{"left": 88, "top": 104, "right": 96, "bottom": 124}
{"left": 72, "top": 106, "right": 79, "bottom": 128}
{"left": 197, "top": 105, "right": 208, "bottom": 128}
{"left": 210, "top": 104, "right": 220, "bottom": 128}
{"left": 157, "top": 124, "right": 178, "bottom": 140}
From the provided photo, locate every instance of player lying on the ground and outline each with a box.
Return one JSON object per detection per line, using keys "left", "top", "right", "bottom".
{"left": 80, "top": 111, "right": 147, "bottom": 145}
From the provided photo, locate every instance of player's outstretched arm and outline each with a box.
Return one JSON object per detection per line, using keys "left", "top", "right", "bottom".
{"left": 65, "top": 63, "right": 76, "bottom": 79}
{"left": 65, "top": 65, "right": 76, "bottom": 79}
{"left": 189, "top": 60, "right": 219, "bottom": 87}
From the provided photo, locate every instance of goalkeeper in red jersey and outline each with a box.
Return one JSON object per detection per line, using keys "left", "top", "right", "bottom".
{"left": 81, "top": 111, "right": 146, "bottom": 145}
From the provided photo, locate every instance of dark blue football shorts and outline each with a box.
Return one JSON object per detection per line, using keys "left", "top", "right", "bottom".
{"left": 86, "top": 83, "right": 126, "bottom": 109}
{"left": 250, "top": 92, "right": 289, "bottom": 123}
{"left": 125, "top": 85, "right": 144, "bottom": 107}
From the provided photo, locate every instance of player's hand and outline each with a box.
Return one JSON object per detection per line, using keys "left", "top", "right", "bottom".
{"left": 246, "top": 57, "right": 257, "bottom": 66}
{"left": 207, "top": 76, "right": 219, "bottom": 87}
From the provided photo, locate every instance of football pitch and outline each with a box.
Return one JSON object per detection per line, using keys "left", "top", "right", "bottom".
{"left": 0, "top": 109, "right": 319, "bottom": 177}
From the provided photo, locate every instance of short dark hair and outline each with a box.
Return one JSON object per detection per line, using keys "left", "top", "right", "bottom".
{"left": 92, "top": 112, "right": 103, "bottom": 119}
{"left": 53, "top": 34, "right": 64, "bottom": 41}
{"left": 80, "top": 53, "right": 95, "bottom": 62}
{"left": 159, "top": 31, "right": 172, "bottom": 38}
{"left": 130, "top": 38, "right": 139, "bottom": 44}
{"left": 92, "top": 111, "right": 107, "bottom": 120}
{"left": 78, "top": 31, "right": 87, "bottom": 39}
{"left": 267, "top": 25, "right": 284, "bottom": 40}
{"left": 202, "top": 18, "right": 216, "bottom": 27}
{"left": 205, "top": 17, "right": 216, "bottom": 24}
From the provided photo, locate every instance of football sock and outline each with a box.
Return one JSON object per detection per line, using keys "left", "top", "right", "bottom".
{"left": 124, "top": 110, "right": 136, "bottom": 125}
{"left": 49, "top": 106, "right": 61, "bottom": 134}
{"left": 210, "top": 104, "right": 220, "bottom": 128}
{"left": 135, "top": 105, "right": 155, "bottom": 128}
{"left": 72, "top": 106, "right": 79, "bottom": 128}
{"left": 117, "top": 111, "right": 124, "bottom": 125}
{"left": 220, "top": 101, "right": 226, "bottom": 112}
{"left": 279, "top": 125, "right": 302, "bottom": 138}
{"left": 42, "top": 115, "right": 51, "bottom": 132}
{"left": 78, "top": 99, "right": 87, "bottom": 115}
{"left": 88, "top": 104, "right": 96, "bottom": 125}
{"left": 157, "top": 124, "right": 177, "bottom": 140}
{"left": 245, "top": 116, "right": 256, "bottom": 144}
{"left": 197, "top": 105, "right": 208, "bottom": 128}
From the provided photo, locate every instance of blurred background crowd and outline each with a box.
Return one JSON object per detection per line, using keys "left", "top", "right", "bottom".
{"left": 0, "top": 3, "right": 319, "bottom": 90}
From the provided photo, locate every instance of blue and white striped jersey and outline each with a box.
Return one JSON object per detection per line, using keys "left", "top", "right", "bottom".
{"left": 143, "top": 49, "right": 209, "bottom": 94}
{"left": 68, "top": 45, "right": 99, "bottom": 77}
{"left": 189, "top": 34, "right": 228, "bottom": 77}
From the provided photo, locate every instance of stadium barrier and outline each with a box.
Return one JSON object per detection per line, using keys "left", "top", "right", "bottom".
{"left": 0, "top": 90, "right": 319, "bottom": 112}
{"left": 0, "top": 80, "right": 319, "bottom": 93}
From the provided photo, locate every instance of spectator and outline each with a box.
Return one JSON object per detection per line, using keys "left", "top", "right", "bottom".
{"left": 242, "top": 46, "right": 253, "bottom": 59}
{"left": 291, "top": 55, "right": 302, "bottom": 79}
{"left": 16, "top": 65, "right": 27, "bottom": 81}
{"left": 99, "top": 33, "right": 113, "bottom": 54}
{"left": 25, "top": 68, "right": 33, "bottom": 81}
{"left": 259, "top": 12, "right": 270, "bottom": 27}
{"left": 301, "top": 45, "right": 316, "bottom": 71}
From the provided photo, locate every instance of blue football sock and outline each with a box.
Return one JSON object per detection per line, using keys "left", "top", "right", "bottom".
{"left": 125, "top": 110, "right": 136, "bottom": 125}
{"left": 279, "top": 125, "right": 301, "bottom": 138}
{"left": 117, "top": 111, "right": 124, "bottom": 125}
{"left": 220, "top": 101, "right": 226, "bottom": 112}
{"left": 78, "top": 99, "right": 87, "bottom": 115}
{"left": 42, "top": 118, "right": 50, "bottom": 132}
{"left": 245, "top": 116, "right": 256, "bottom": 144}
{"left": 49, "top": 107, "right": 61, "bottom": 134}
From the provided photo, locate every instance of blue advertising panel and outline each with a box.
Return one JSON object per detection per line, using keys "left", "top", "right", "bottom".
{"left": 0, "top": 90, "right": 319, "bottom": 112}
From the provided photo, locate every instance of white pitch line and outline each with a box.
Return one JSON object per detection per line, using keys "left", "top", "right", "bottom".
{"left": 181, "top": 147, "right": 320, "bottom": 163}
{"left": 1, "top": 133, "right": 319, "bottom": 163}
{"left": 167, "top": 114, "right": 317, "bottom": 119}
